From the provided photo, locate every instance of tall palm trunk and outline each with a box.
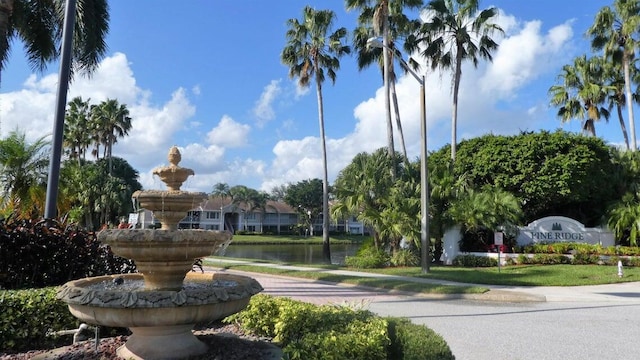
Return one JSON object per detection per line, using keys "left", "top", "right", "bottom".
{"left": 451, "top": 46, "right": 464, "bottom": 161}
{"left": 623, "top": 53, "right": 636, "bottom": 150}
{"left": 315, "top": 73, "right": 331, "bottom": 264}
{"left": 390, "top": 76, "right": 408, "bottom": 163}
{"left": 616, "top": 103, "right": 630, "bottom": 150}
{"left": 377, "top": 0, "right": 396, "bottom": 176}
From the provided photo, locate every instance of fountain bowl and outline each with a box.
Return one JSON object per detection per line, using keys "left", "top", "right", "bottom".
{"left": 99, "top": 228, "right": 231, "bottom": 291}
{"left": 57, "top": 272, "right": 263, "bottom": 359}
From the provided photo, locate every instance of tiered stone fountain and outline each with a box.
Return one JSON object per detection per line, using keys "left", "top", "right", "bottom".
{"left": 57, "top": 146, "right": 263, "bottom": 360}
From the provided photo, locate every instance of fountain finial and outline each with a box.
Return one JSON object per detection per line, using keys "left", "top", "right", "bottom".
{"left": 152, "top": 146, "right": 194, "bottom": 191}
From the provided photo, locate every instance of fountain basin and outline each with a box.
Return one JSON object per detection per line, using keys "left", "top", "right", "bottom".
{"left": 99, "top": 229, "right": 231, "bottom": 290}
{"left": 57, "top": 272, "right": 263, "bottom": 359}
{"left": 132, "top": 190, "right": 208, "bottom": 230}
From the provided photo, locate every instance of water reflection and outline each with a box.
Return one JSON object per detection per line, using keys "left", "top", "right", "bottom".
{"left": 220, "top": 243, "right": 361, "bottom": 265}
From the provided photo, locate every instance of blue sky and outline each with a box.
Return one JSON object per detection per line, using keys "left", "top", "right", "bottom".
{"left": 0, "top": 0, "right": 625, "bottom": 193}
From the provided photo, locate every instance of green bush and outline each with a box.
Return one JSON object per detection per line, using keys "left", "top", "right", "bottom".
{"left": 345, "top": 246, "right": 390, "bottom": 269}
{"left": 516, "top": 254, "right": 531, "bottom": 264}
{"left": 391, "top": 249, "right": 420, "bottom": 267}
{"left": 452, "top": 255, "right": 497, "bottom": 267}
{"left": 225, "top": 295, "right": 453, "bottom": 360}
{"left": 387, "top": 317, "right": 455, "bottom": 360}
{"left": 284, "top": 317, "right": 389, "bottom": 360}
{"left": 571, "top": 253, "right": 600, "bottom": 265}
{"left": 532, "top": 254, "right": 571, "bottom": 265}
{"left": 224, "top": 294, "right": 297, "bottom": 338}
{"left": 0, "top": 287, "right": 78, "bottom": 351}
{"left": 0, "top": 217, "right": 136, "bottom": 289}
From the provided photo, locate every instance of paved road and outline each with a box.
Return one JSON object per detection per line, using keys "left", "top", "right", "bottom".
{"left": 207, "top": 261, "right": 640, "bottom": 360}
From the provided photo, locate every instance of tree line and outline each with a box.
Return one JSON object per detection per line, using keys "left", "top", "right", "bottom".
{"left": 549, "top": 0, "right": 640, "bottom": 150}
{"left": 0, "top": 97, "right": 140, "bottom": 229}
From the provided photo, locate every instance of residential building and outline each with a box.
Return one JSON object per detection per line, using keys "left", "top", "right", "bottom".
{"left": 132, "top": 196, "right": 365, "bottom": 235}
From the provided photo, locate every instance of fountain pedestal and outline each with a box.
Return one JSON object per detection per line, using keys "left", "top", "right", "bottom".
{"left": 57, "top": 147, "right": 263, "bottom": 359}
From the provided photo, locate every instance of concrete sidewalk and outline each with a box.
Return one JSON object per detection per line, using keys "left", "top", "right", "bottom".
{"left": 204, "top": 258, "right": 640, "bottom": 304}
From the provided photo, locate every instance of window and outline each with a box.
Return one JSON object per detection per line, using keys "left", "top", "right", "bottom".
{"left": 205, "top": 211, "right": 219, "bottom": 220}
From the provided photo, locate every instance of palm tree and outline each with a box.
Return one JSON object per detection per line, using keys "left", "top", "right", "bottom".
{"left": 64, "top": 96, "right": 92, "bottom": 164}
{"left": 332, "top": 148, "right": 402, "bottom": 249}
{"left": 211, "top": 182, "right": 231, "bottom": 199}
{"left": 549, "top": 55, "right": 613, "bottom": 136}
{"left": 447, "top": 186, "right": 522, "bottom": 251}
{"left": 346, "top": 0, "right": 423, "bottom": 164}
{"left": 282, "top": 6, "right": 350, "bottom": 263}
{"left": 0, "top": 0, "right": 109, "bottom": 79}
{"left": 602, "top": 59, "right": 637, "bottom": 149}
{"left": 90, "top": 99, "right": 131, "bottom": 173}
{"left": 0, "top": 130, "right": 50, "bottom": 217}
{"left": 588, "top": 0, "right": 640, "bottom": 150}
{"left": 414, "top": 0, "right": 503, "bottom": 160}
{"left": 607, "top": 193, "right": 640, "bottom": 246}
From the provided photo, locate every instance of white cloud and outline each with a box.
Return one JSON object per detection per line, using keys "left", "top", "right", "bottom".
{"left": 253, "top": 79, "right": 281, "bottom": 127}
{"left": 258, "top": 8, "right": 582, "bottom": 191}
{"left": 480, "top": 20, "right": 573, "bottom": 96}
{"left": 206, "top": 115, "right": 250, "bottom": 148}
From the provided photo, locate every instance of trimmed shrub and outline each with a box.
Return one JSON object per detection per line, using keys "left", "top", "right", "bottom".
{"left": 452, "top": 255, "right": 497, "bottom": 267}
{"left": 571, "top": 253, "right": 600, "bottom": 265}
{"left": 532, "top": 254, "right": 571, "bottom": 265}
{"left": 516, "top": 254, "right": 532, "bottom": 264}
{"left": 345, "top": 246, "right": 390, "bottom": 269}
{"left": 225, "top": 295, "right": 453, "bottom": 360}
{"left": 0, "top": 287, "right": 129, "bottom": 352}
{"left": 391, "top": 249, "right": 420, "bottom": 267}
{"left": 0, "top": 287, "right": 77, "bottom": 351}
{"left": 387, "top": 317, "right": 455, "bottom": 360}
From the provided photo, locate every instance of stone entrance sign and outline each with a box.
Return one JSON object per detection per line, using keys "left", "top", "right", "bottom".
{"left": 440, "top": 217, "right": 615, "bottom": 265}
{"left": 516, "top": 216, "right": 614, "bottom": 247}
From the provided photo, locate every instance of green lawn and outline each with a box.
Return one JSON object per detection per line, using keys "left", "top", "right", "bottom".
{"left": 203, "top": 260, "right": 488, "bottom": 295}
{"left": 357, "top": 264, "right": 640, "bottom": 286}
{"left": 205, "top": 257, "right": 640, "bottom": 288}
{"left": 215, "top": 235, "right": 640, "bottom": 288}
{"left": 230, "top": 234, "right": 367, "bottom": 244}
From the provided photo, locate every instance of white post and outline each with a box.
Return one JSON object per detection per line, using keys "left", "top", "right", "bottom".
{"left": 618, "top": 260, "right": 624, "bottom": 278}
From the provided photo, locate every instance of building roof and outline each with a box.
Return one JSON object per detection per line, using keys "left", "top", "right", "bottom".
{"left": 199, "top": 196, "right": 297, "bottom": 214}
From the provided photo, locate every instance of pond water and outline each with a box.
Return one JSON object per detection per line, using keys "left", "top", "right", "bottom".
{"left": 218, "top": 243, "right": 361, "bottom": 265}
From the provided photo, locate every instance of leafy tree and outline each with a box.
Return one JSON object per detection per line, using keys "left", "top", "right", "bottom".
{"left": 588, "top": 0, "right": 640, "bottom": 150}
{"left": 0, "top": 131, "right": 49, "bottom": 218}
{"left": 59, "top": 157, "right": 141, "bottom": 229}
{"left": 549, "top": 55, "right": 613, "bottom": 136}
{"left": 269, "top": 184, "right": 289, "bottom": 202}
{"left": 282, "top": 6, "right": 350, "bottom": 263}
{"left": 283, "top": 179, "right": 324, "bottom": 235}
{"left": 428, "top": 130, "right": 621, "bottom": 226}
{"left": 412, "top": 0, "right": 503, "bottom": 160}
{"left": 284, "top": 179, "right": 324, "bottom": 214}
{"left": 0, "top": 0, "right": 109, "bottom": 77}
